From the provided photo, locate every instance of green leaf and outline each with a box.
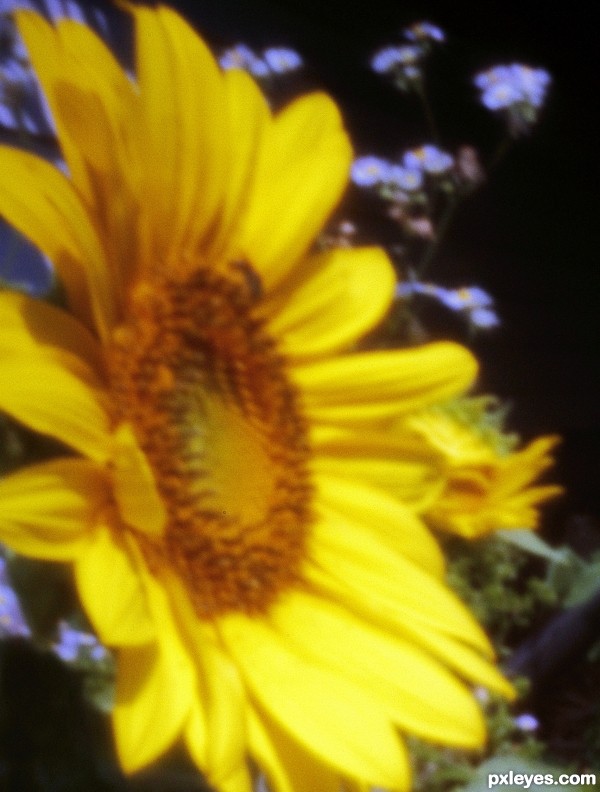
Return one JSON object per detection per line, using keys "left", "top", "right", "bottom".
{"left": 562, "top": 561, "right": 600, "bottom": 607}
{"left": 496, "top": 530, "right": 571, "bottom": 564}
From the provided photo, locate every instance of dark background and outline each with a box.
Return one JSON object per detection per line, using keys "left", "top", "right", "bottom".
{"left": 174, "top": 0, "right": 600, "bottom": 538}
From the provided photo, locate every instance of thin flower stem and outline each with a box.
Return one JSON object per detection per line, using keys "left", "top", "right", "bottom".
{"left": 417, "top": 193, "right": 459, "bottom": 276}
{"left": 416, "top": 135, "right": 513, "bottom": 277}
{"left": 416, "top": 81, "right": 440, "bottom": 144}
{"left": 487, "top": 134, "right": 513, "bottom": 176}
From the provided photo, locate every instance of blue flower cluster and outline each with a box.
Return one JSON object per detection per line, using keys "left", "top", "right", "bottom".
{"left": 52, "top": 619, "right": 108, "bottom": 664}
{"left": 370, "top": 44, "right": 422, "bottom": 77}
{"left": 351, "top": 144, "right": 454, "bottom": 190}
{"left": 370, "top": 20, "right": 444, "bottom": 88}
{"left": 474, "top": 64, "right": 551, "bottom": 110}
{"left": 403, "top": 144, "right": 454, "bottom": 175}
{"left": 403, "top": 21, "right": 445, "bottom": 44}
{"left": 396, "top": 282, "right": 500, "bottom": 329}
{"left": 219, "top": 44, "right": 303, "bottom": 77}
{"left": 474, "top": 64, "right": 551, "bottom": 135}
{"left": 0, "top": 555, "right": 31, "bottom": 639}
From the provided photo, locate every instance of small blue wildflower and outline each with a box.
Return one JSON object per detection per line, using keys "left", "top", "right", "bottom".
{"left": 90, "top": 642, "right": 109, "bottom": 662}
{"left": 516, "top": 65, "right": 551, "bottom": 108}
{"left": 474, "top": 65, "right": 511, "bottom": 92}
{"left": 52, "top": 620, "right": 108, "bottom": 664}
{"left": 0, "top": 557, "right": 31, "bottom": 639}
{"left": 219, "top": 44, "right": 269, "bottom": 77}
{"left": 370, "top": 44, "right": 422, "bottom": 74}
{"left": 437, "top": 287, "right": 500, "bottom": 327}
{"left": 402, "top": 144, "right": 454, "bottom": 175}
{"left": 469, "top": 306, "right": 500, "bottom": 328}
{"left": 402, "top": 65, "right": 421, "bottom": 80}
{"left": 52, "top": 623, "right": 82, "bottom": 662}
{"left": 480, "top": 80, "right": 523, "bottom": 111}
{"left": 441, "top": 286, "right": 494, "bottom": 311}
{"left": 396, "top": 282, "right": 500, "bottom": 328}
{"left": 403, "top": 21, "right": 445, "bottom": 43}
{"left": 387, "top": 164, "right": 424, "bottom": 192}
{"left": 395, "top": 282, "right": 447, "bottom": 300}
{"left": 468, "top": 308, "right": 500, "bottom": 330}
{"left": 514, "top": 713, "right": 540, "bottom": 732}
{"left": 263, "top": 47, "right": 303, "bottom": 74}
{"left": 474, "top": 64, "right": 551, "bottom": 111}
{"left": 473, "top": 686, "right": 491, "bottom": 704}
{"left": 351, "top": 155, "right": 392, "bottom": 187}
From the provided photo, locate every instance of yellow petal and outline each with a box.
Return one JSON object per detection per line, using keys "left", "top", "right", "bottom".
{"left": 74, "top": 522, "right": 155, "bottom": 646}
{"left": 13, "top": 11, "right": 134, "bottom": 335}
{"left": 248, "top": 706, "right": 342, "bottom": 792}
{"left": 398, "top": 620, "right": 515, "bottom": 699}
{"left": 406, "top": 410, "right": 496, "bottom": 466}
{"left": 0, "top": 144, "right": 110, "bottom": 335}
{"left": 110, "top": 423, "right": 166, "bottom": 537}
{"left": 184, "top": 702, "right": 207, "bottom": 772}
{"left": 128, "top": 5, "right": 227, "bottom": 270}
{"left": 0, "top": 290, "right": 104, "bottom": 374}
{"left": 271, "top": 590, "right": 486, "bottom": 748}
{"left": 0, "top": 356, "right": 110, "bottom": 462}
{"left": 218, "top": 767, "right": 254, "bottom": 792}
{"left": 208, "top": 68, "right": 270, "bottom": 264}
{"left": 198, "top": 639, "right": 248, "bottom": 790}
{"left": 310, "top": 424, "right": 446, "bottom": 511}
{"left": 113, "top": 566, "right": 195, "bottom": 773}
{"left": 0, "top": 457, "right": 107, "bottom": 561}
{"left": 239, "top": 93, "right": 352, "bottom": 288}
{"left": 311, "top": 433, "right": 445, "bottom": 514}
{"left": 308, "top": 511, "right": 493, "bottom": 656}
{"left": 495, "top": 436, "right": 561, "bottom": 494}
{"left": 18, "top": 11, "right": 141, "bottom": 310}
{"left": 266, "top": 247, "right": 395, "bottom": 358}
{"left": 114, "top": 643, "right": 190, "bottom": 773}
{"left": 314, "top": 473, "right": 445, "bottom": 576}
{"left": 218, "top": 614, "right": 410, "bottom": 790}
{"left": 313, "top": 456, "right": 444, "bottom": 513}
{"left": 294, "top": 342, "right": 478, "bottom": 424}
{"left": 158, "top": 571, "right": 248, "bottom": 788}
{"left": 17, "top": 11, "right": 131, "bottom": 201}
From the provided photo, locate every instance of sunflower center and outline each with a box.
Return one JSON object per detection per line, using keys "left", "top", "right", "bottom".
{"left": 106, "top": 267, "right": 313, "bottom": 618}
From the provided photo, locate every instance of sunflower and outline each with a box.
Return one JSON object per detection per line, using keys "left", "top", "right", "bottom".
{"left": 404, "top": 410, "right": 562, "bottom": 538}
{"left": 0, "top": 7, "right": 512, "bottom": 792}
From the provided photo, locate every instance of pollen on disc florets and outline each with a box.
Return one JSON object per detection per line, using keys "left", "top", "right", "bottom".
{"left": 106, "top": 265, "right": 313, "bottom": 618}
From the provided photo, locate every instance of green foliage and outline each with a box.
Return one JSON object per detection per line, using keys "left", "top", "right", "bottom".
{"left": 409, "top": 689, "right": 547, "bottom": 792}
{"left": 444, "top": 534, "right": 558, "bottom": 648}
{"left": 410, "top": 531, "right": 600, "bottom": 791}
{"left": 437, "top": 396, "right": 520, "bottom": 457}
{"left": 546, "top": 548, "right": 600, "bottom": 608}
